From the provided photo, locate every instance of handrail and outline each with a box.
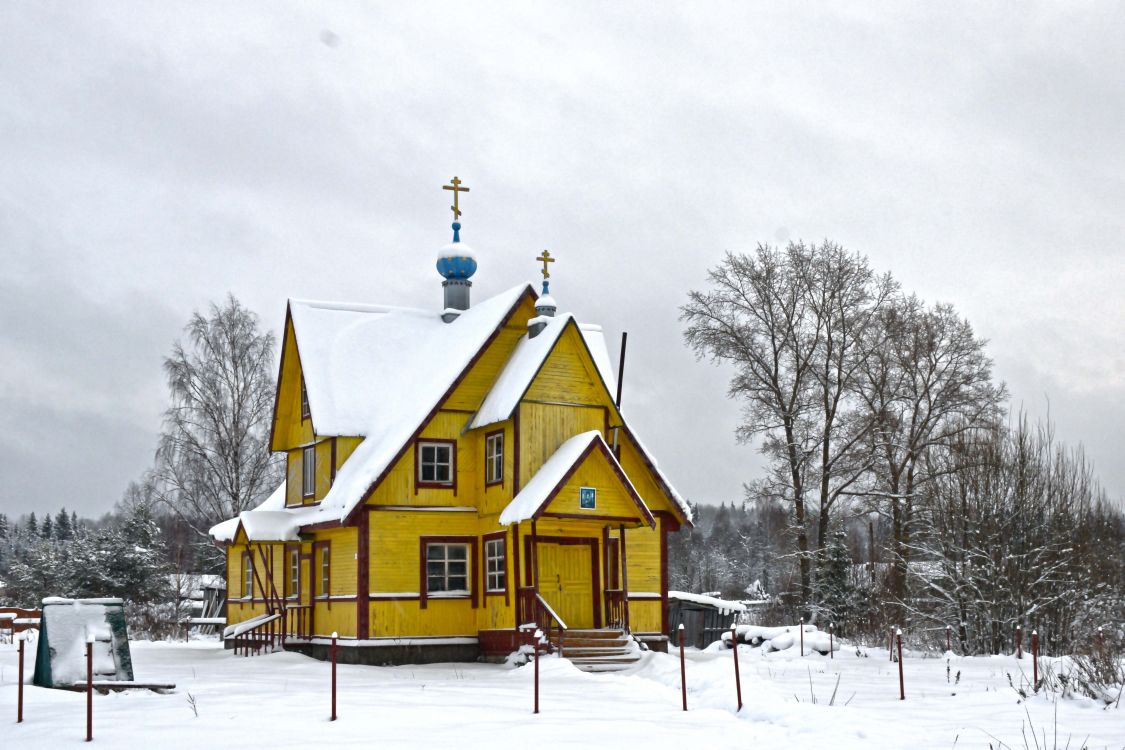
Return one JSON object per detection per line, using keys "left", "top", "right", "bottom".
{"left": 534, "top": 592, "right": 568, "bottom": 632}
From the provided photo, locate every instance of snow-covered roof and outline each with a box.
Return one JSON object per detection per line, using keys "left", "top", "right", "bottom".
{"left": 469, "top": 316, "right": 617, "bottom": 430}
{"left": 292, "top": 284, "right": 530, "bottom": 437}
{"left": 668, "top": 590, "right": 747, "bottom": 614}
{"left": 498, "top": 430, "right": 653, "bottom": 526}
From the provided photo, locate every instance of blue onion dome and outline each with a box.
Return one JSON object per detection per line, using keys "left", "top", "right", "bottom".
{"left": 436, "top": 222, "right": 477, "bottom": 280}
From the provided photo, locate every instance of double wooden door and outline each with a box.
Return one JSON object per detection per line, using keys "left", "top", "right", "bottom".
{"left": 536, "top": 542, "right": 595, "bottom": 628}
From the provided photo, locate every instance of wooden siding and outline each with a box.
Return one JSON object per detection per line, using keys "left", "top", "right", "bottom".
{"left": 524, "top": 323, "right": 617, "bottom": 409}
{"left": 272, "top": 318, "right": 315, "bottom": 452}
{"left": 540, "top": 446, "right": 649, "bottom": 523}
{"left": 517, "top": 402, "right": 605, "bottom": 486}
{"left": 444, "top": 296, "right": 538, "bottom": 410}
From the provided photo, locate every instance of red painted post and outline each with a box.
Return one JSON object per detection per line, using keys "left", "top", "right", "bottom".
{"left": 86, "top": 636, "right": 93, "bottom": 742}
{"left": 330, "top": 631, "right": 338, "bottom": 721}
{"left": 889, "top": 625, "right": 895, "bottom": 662}
{"left": 17, "top": 634, "right": 25, "bottom": 723}
{"left": 799, "top": 616, "right": 804, "bottom": 657}
{"left": 946, "top": 624, "right": 951, "bottom": 653}
{"left": 896, "top": 629, "right": 905, "bottom": 701}
{"left": 1031, "top": 630, "right": 1039, "bottom": 691}
{"left": 1015, "top": 625, "right": 1022, "bottom": 659}
{"left": 533, "top": 629, "right": 542, "bottom": 715}
{"left": 828, "top": 623, "right": 834, "bottom": 659}
{"left": 678, "top": 624, "right": 687, "bottom": 711}
{"left": 730, "top": 624, "right": 742, "bottom": 711}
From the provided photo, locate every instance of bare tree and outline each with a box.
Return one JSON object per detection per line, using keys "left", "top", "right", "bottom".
{"left": 854, "top": 297, "right": 1006, "bottom": 603}
{"left": 153, "top": 294, "right": 282, "bottom": 570}
{"left": 682, "top": 241, "right": 894, "bottom": 601}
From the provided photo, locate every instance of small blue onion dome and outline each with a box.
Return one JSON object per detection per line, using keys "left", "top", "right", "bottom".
{"left": 436, "top": 244, "right": 477, "bottom": 279}
{"left": 436, "top": 221, "right": 477, "bottom": 280}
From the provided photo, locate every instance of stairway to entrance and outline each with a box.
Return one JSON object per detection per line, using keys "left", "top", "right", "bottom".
{"left": 559, "top": 628, "right": 641, "bottom": 673}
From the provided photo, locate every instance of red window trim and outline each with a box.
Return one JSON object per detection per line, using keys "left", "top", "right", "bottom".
{"left": 312, "top": 540, "right": 331, "bottom": 609}
{"left": 419, "top": 535, "right": 478, "bottom": 610}
{"left": 414, "top": 438, "right": 457, "bottom": 494}
{"left": 482, "top": 531, "right": 509, "bottom": 604}
{"left": 284, "top": 542, "right": 301, "bottom": 599}
{"left": 484, "top": 429, "right": 504, "bottom": 487}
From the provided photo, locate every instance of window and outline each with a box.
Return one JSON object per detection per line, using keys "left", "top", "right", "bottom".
{"left": 300, "top": 378, "right": 310, "bottom": 419}
{"left": 288, "top": 548, "right": 300, "bottom": 598}
{"left": 417, "top": 441, "right": 454, "bottom": 486}
{"left": 303, "top": 445, "right": 316, "bottom": 498}
{"left": 318, "top": 545, "right": 330, "bottom": 597}
{"left": 426, "top": 543, "right": 469, "bottom": 594}
{"left": 485, "top": 537, "right": 506, "bottom": 592}
{"left": 242, "top": 554, "right": 254, "bottom": 598}
{"left": 485, "top": 431, "right": 503, "bottom": 485}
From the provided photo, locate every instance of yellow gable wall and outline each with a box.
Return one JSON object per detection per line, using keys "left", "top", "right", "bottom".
{"left": 518, "top": 402, "right": 605, "bottom": 489}
{"left": 524, "top": 322, "right": 618, "bottom": 409}
{"left": 443, "top": 293, "right": 538, "bottom": 410}
{"left": 272, "top": 317, "right": 315, "bottom": 452}
{"left": 541, "top": 445, "right": 647, "bottom": 524}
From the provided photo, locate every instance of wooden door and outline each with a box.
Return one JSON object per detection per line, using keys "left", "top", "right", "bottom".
{"left": 536, "top": 543, "right": 594, "bottom": 628}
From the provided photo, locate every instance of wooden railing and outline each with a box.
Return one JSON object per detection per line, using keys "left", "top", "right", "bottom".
{"left": 518, "top": 587, "right": 568, "bottom": 651}
{"left": 284, "top": 604, "right": 312, "bottom": 640}
{"left": 604, "top": 589, "right": 627, "bottom": 630}
{"left": 226, "top": 612, "right": 283, "bottom": 656}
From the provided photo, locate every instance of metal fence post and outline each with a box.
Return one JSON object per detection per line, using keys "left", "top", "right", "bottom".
{"left": 1015, "top": 625, "right": 1022, "bottom": 659}
{"left": 533, "top": 629, "right": 542, "bottom": 715}
{"left": 828, "top": 623, "right": 834, "bottom": 659}
{"left": 86, "top": 635, "right": 94, "bottom": 742}
{"left": 896, "top": 628, "right": 905, "bottom": 701}
{"left": 679, "top": 624, "right": 687, "bottom": 711}
{"left": 731, "top": 624, "right": 742, "bottom": 711}
{"left": 17, "top": 633, "right": 25, "bottom": 723}
{"left": 1031, "top": 630, "right": 1039, "bottom": 690}
{"left": 330, "top": 631, "right": 338, "bottom": 721}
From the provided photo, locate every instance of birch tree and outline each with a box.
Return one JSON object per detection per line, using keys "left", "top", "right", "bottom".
{"left": 153, "top": 294, "right": 282, "bottom": 569}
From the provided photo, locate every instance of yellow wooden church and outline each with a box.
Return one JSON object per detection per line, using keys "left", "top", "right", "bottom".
{"left": 210, "top": 179, "right": 691, "bottom": 666}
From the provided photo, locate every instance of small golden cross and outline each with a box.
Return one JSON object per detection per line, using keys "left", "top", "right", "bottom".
{"left": 537, "top": 249, "right": 556, "bottom": 279}
{"left": 442, "top": 176, "right": 470, "bottom": 220}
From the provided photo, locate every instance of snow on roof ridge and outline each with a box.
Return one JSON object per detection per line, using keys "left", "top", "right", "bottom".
{"left": 289, "top": 298, "right": 432, "bottom": 316}
{"left": 499, "top": 430, "right": 652, "bottom": 527}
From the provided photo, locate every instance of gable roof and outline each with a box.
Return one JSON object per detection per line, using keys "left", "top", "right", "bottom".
{"left": 290, "top": 284, "right": 532, "bottom": 437}
{"left": 468, "top": 315, "right": 618, "bottom": 431}
{"left": 498, "top": 430, "right": 655, "bottom": 527}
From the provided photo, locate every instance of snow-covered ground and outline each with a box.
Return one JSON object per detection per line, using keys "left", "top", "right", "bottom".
{"left": 1, "top": 638, "right": 1122, "bottom": 748}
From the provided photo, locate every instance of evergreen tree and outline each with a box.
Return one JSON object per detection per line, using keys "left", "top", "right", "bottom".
{"left": 55, "top": 507, "right": 72, "bottom": 541}
{"left": 814, "top": 528, "right": 859, "bottom": 632}
{"left": 41, "top": 513, "right": 54, "bottom": 540}
{"left": 26, "top": 512, "right": 38, "bottom": 537}
{"left": 0, "top": 513, "right": 8, "bottom": 541}
{"left": 71, "top": 510, "right": 80, "bottom": 536}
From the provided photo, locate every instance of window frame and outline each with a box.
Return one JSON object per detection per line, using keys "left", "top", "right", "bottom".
{"left": 415, "top": 438, "right": 456, "bottom": 491}
{"left": 302, "top": 444, "right": 316, "bottom": 498}
{"left": 419, "top": 535, "right": 478, "bottom": 609}
{"left": 300, "top": 377, "right": 310, "bottom": 420}
{"left": 285, "top": 544, "right": 300, "bottom": 600}
{"left": 483, "top": 532, "right": 508, "bottom": 601}
{"left": 484, "top": 430, "right": 504, "bottom": 486}
{"left": 242, "top": 552, "right": 254, "bottom": 599}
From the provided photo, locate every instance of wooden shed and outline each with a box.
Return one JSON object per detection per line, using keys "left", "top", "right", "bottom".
{"left": 666, "top": 591, "right": 746, "bottom": 649}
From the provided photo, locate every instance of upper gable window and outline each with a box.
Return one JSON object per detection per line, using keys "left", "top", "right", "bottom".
{"left": 485, "top": 431, "right": 503, "bottom": 485}
{"left": 302, "top": 445, "right": 316, "bottom": 498}
{"left": 417, "top": 441, "right": 454, "bottom": 486}
{"left": 300, "top": 378, "right": 310, "bottom": 420}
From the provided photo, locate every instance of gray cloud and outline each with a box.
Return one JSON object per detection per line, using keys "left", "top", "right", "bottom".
{"left": 1, "top": 2, "right": 1122, "bottom": 518}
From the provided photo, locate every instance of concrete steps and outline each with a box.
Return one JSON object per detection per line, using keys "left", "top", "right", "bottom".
{"left": 559, "top": 628, "right": 641, "bottom": 673}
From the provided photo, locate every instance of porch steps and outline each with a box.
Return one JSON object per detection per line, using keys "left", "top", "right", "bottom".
{"left": 560, "top": 628, "right": 641, "bottom": 673}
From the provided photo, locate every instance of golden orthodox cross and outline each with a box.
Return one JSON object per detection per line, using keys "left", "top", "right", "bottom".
{"left": 442, "top": 176, "right": 470, "bottom": 220}
{"left": 537, "top": 249, "right": 555, "bottom": 279}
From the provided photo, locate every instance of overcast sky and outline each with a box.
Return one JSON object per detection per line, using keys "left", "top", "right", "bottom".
{"left": 1, "top": 2, "right": 1123, "bottom": 519}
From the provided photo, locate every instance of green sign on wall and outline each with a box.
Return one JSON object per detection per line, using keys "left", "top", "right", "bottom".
{"left": 579, "top": 486, "right": 596, "bottom": 509}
